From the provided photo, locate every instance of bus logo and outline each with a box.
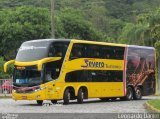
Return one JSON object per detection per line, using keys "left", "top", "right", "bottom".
{"left": 81, "top": 59, "right": 105, "bottom": 68}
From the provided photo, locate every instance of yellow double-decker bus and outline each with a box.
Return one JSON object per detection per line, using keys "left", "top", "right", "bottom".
{"left": 4, "top": 39, "right": 156, "bottom": 105}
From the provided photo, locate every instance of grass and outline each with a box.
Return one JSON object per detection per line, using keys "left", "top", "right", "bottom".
{"left": 147, "top": 99, "right": 160, "bottom": 110}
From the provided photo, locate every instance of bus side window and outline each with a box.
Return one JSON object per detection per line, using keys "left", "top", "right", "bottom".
{"left": 70, "top": 44, "right": 84, "bottom": 60}
{"left": 101, "top": 46, "right": 111, "bottom": 59}
{"left": 48, "top": 44, "right": 55, "bottom": 57}
{"left": 49, "top": 43, "right": 65, "bottom": 57}
{"left": 113, "top": 47, "right": 125, "bottom": 60}
{"left": 88, "top": 45, "right": 100, "bottom": 58}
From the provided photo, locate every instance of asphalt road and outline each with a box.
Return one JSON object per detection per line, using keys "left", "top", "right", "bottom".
{"left": 0, "top": 96, "right": 160, "bottom": 119}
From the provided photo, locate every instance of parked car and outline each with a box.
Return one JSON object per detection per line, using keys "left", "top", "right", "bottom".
{"left": 1, "top": 80, "right": 13, "bottom": 94}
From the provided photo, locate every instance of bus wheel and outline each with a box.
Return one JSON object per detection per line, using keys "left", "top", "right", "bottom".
{"left": 63, "top": 89, "right": 71, "bottom": 105}
{"left": 37, "top": 100, "right": 43, "bottom": 105}
{"left": 77, "top": 88, "right": 84, "bottom": 104}
{"left": 126, "top": 87, "right": 133, "bottom": 100}
{"left": 51, "top": 100, "right": 57, "bottom": 104}
{"left": 133, "top": 87, "right": 142, "bottom": 100}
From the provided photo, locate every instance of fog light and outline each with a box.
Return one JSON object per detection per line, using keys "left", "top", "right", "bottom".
{"left": 12, "top": 90, "right": 16, "bottom": 93}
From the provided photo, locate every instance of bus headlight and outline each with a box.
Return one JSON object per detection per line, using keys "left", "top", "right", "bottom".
{"left": 12, "top": 90, "right": 16, "bottom": 93}
{"left": 34, "top": 86, "right": 46, "bottom": 92}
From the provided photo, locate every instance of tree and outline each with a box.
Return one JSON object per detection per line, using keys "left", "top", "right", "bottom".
{"left": 0, "top": 57, "right": 13, "bottom": 79}
{"left": 55, "top": 8, "right": 104, "bottom": 41}
{"left": 0, "top": 6, "right": 51, "bottom": 60}
{"left": 119, "top": 8, "right": 160, "bottom": 47}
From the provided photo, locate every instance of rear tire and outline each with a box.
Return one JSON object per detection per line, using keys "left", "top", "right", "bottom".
{"left": 125, "top": 87, "right": 133, "bottom": 100}
{"left": 133, "top": 87, "right": 142, "bottom": 100}
{"left": 37, "top": 100, "right": 43, "bottom": 105}
{"left": 63, "top": 89, "right": 70, "bottom": 105}
{"left": 77, "top": 88, "right": 84, "bottom": 104}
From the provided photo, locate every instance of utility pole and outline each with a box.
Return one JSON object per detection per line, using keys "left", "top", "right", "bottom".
{"left": 51, "top": 0, "right": 55, "bottom": 38}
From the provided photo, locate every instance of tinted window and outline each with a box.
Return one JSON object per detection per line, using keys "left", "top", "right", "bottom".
{"left": 69, "top": 44, "right": 87, "bottom": 60}
{"left": 70, "top": 43, "right": 125, "bottom": 60}
{"left": 48, "top": 42, "right": 69, "bottom": 57}
{"left": 88, "top": 45, "right": 101, "bottom": 58}
{"left": 44, "top": 60, "right": 63, "bottom": 82}
{"left": 16, "top": 41, "right": 50, "bottom": 62}
{"left": 65, "top": 70, "right": 123, "bottom": 82}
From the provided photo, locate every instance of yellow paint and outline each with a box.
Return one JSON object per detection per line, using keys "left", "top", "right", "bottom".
{"left": 12, "top": 87, "right": 46, "bottom": 100}
{"left": 64, "top": 58, "right": 124, "bottom": 72}
{"left": 4, "top": 60, "right": 15, "bottom": 72}
{"left": 8, "top": 39, "right": 126, "bottom": 101}
{"left": 72, "top": 39, "right": 126, "bottom": 47}
{"left": 15, "top": 57, "right": 61, "bottom": 71}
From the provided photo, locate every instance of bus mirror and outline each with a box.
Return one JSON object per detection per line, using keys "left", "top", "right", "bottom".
{"left": 38, "top": 62, "right": 43, "bottom": 71}
{"left": 37, "top": 57, "right": 62, "bottom": 71}
{"left": 4, "top": 60, "right": 15, "bottom": 72}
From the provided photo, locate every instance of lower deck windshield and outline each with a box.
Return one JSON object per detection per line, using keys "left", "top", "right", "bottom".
{"left": 13, "top": 69, "right": 42, "bottom": 87}
{"left": 13, "top": 60, "right": 62, "bottom": 87}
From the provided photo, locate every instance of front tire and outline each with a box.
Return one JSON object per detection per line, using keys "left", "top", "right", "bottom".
{"left": 77, "top": 88, "right": 84, "bottom": 104}
{"left": 133, "top": 87, "right": 142, "bottom": 100}
{"left": 63, "top": 89, "right": 71, "bottom": 105}
{"left": 37, "top": 100, "right": 43, "bottom": 105}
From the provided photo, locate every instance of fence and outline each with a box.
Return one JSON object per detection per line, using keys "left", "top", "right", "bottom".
{"left": 0, "top": 79, "right": 12, "bottom": 96}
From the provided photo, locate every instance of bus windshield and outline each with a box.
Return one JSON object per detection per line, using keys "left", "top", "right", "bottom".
{"left": 16, "top": 41, "right": 50, "bottom": 62}
{"left": 13, "top": 69, "right": 42, "bottom": 87}
{"left": 16, "top": 41, "right": 69, "bottom": 62}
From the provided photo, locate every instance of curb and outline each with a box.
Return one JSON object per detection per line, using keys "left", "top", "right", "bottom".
{"left": 145, "top": 102, "right": 160, "bottom": 113}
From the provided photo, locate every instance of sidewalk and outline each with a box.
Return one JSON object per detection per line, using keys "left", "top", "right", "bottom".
{"left": 0, "top": 94, "right": 12, "bottom": 98}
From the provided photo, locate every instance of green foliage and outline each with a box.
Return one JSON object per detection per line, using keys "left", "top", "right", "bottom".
{"left": 0, "top": 6, "right": 51, "bottom": 60}
{"left": 55, "top": 8, "right": 104, "bottom": 41}
{"left": 107, "top": 19, "right": 125, "bottom": 42}
{"left": 0, "top": 57, "right": 13, "bottom": 79}
{"left": 120, "top": 23, "right": 150, "bottom": 46}
{"left": 120, "top": 8, "right": 160, "bottom": 47}
{"left": 148, "top": 99, "right": 160, "bottom": 110}
{"left": 0, "top": 0, "right": 160, "bottom": 77}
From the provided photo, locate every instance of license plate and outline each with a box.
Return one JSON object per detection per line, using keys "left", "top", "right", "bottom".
{"left": 21, "top": 96, "right": 27, "bottom": 99}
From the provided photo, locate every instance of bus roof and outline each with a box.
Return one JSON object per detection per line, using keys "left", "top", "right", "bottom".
{"left": 24, "top": 39, "right": 71, "bottom": 44}
{"left": 71, "top": 39, "right": 126, "bottom": 47}
{"left": 71, "top": 39, "right": 155, "bottom": 49}
{"left": 127, "top": 45, "right": 155, "bottom": 49}
{"left": 23, "top": 39, "right": 154, "bottom": 49}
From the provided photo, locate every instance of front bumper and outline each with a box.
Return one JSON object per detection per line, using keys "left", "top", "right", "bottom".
{"left": 12, "top": 89, "right": 46, "bottom": 100}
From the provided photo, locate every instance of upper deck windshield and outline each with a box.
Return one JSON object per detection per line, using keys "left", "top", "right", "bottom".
{"left": 16, "top": 41, "right": 49, "bottom": 62}
{"left": 16, "top": 40, "right": 70, "bottom": 62}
